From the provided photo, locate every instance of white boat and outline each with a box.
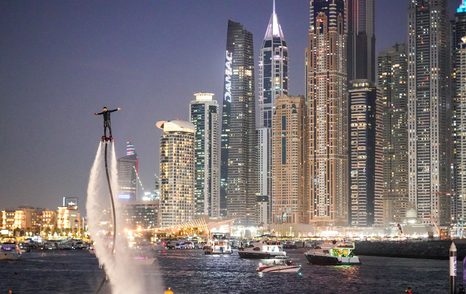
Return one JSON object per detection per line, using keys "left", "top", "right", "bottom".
{"left": 304, "top": 241, "right": 361, "bottom": 266}
{"left": 133, "top": 255, "right": 155, "bottom": 265}
{"left": 256, "top": 257, "right": 301, "bottom": 273}
{"left": 204, "top": 239, "right": 232, "bottom": 255}
{"left": 238, "top": 241, "right": 286, "bottom": 259}
{"left": 0, "top": 243, "right": 21, "bottom": 261}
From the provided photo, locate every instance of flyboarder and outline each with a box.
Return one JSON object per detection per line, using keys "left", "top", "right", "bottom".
{"left": 94, "top": 106, "right": 121, "bottom": 141}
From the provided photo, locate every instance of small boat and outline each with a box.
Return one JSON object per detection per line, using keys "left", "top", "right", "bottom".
{"left": 256, "top": 257, "right": 301, "bottom": 273}
{"left": 133, "top": 255, "right": 155, "bottom": 265}
{"left": 304, "top": 241, "right": 361, "bottom": 266}
{"left": 204, "top": 239, "right": 232, "bottom": 255}
{"left": 238, "top": 241, "right": 286, "bottom": 259}
{"left": 0, "top": 243, "right": 21, "bottom": 261}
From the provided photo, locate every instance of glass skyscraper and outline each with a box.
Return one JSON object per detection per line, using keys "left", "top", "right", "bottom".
{"left": 257, "top": 1, "right": 288, "bottom": 225}
{"left": 220, "top": 20, "right": 258, "bottom": 225}
{"left": 408, "top": 0, "right": 451, "bottom": 226}
{"left": 190, "top": 93, "right": 220, "bottom": 218}
{"left": 378, "top": 43, "right": 409, "bottom": 224}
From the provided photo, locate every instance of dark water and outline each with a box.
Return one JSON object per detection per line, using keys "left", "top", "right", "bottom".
{"left": 0, "top": 249, "right": 460, "bottom": 293}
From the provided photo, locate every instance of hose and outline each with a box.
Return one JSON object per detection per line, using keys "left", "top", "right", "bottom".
{"left": 96, "top": 140, "right": 117, "bottom": 293}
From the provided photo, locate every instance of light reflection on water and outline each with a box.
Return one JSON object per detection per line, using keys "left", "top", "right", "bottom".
{"left": 0, "top": 249, "right": 457, "bottom": 294}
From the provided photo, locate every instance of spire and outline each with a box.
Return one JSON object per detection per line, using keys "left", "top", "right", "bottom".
{"left": 458, "top": 0, "right": 466, "bottom": 13}
{"left": 264, "top": 0, "right": 285, "bottom": 40}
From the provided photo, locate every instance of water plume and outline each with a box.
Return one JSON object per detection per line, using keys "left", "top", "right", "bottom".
{"left": 86, "top": 141, "right": 164, "bottom": 294}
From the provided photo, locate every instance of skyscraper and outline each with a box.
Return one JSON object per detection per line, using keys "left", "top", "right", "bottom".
{"left": 257, "top": 1, "right": 288, "bottom": 225}
{"left": 305, "top": 0, "right": 348, "bottom": 226}
{"left": 272, "top": 95, "right": 306, "bottom": 224}
{"left": 258, "top": 0, "right": 288, "bottom": 129}
{"left": 157, "top": 120, "right": 195, "bottom": 227}
{"left": 347, "top": 0, "right": 375, "bottom": 83}
{"left": 117, "top": 141, "right": 138, "bottom": 201}
{"left": 453, "top": 1, "right": 466, "bottom": 224}
{"left": 190, "top": 92, "right": 220, "bottom": 218}
{"left": 220, "top": 20, "right": 258, "bottom": 225}
{"left": 378, "top": 44, "right": 409, "bottom": 224}
{"left": 348, "top": 81, "right": 383, "bottom": 226}
{"left": 408, "top": 0, "right": 451, "bottom": 225}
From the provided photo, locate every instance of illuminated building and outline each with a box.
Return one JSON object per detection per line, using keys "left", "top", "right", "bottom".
{"left": 305, "top": 0, "right": 349, "bottom": 225}
{"left": 257, "top": 1, "right": 288, "bottom": 225}
{"left": 348, "top": 81, "right": 383, "bottom": 226}
{"left": 347, "top": 0, "right": 375, "bottom": 83}
{"left": 1, "top": 210, "right": 15, "bottom": 230}
{"left": 62, "top": 196, "right": 78, "bottom": 208}
{"left": 453, "top": 2, "right": 466, "bottom": 224}
{"left": 378, "top": 43, "right": 408, "bottom": 224}
{"left": 117, "top": 141, "right": 138, "bottom": 201}
{"left": 271, "top": 95, "right": 306, "bottom": 224}
{"left": 220, "top": 20, "right": 258, "bottom": 225}
{"left": 40, "top": 209, "right": 57, "bottom": 231}
{"left": 190, "top": 93, "right": 220, "bottom": 218}
{"left": 57, "top": 206, "right": 81, "bottom": 231}
{"left": 408, "top": 0, "right": 451, "bottom": 225}
{"left": 123, "top": 200, "right": 159, "bottom": 229}
{"left": 157, "top": 120, "right": 195, "bottom": 227}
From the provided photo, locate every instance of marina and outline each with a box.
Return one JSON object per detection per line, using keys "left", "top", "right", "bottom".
{"left": 0, "top": 248, "right": 458, "bottom": 293}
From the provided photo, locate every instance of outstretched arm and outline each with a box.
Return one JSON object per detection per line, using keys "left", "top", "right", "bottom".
{"left": 108, "top": 108, "right": 121, "bottom": 113}
{"left": 95, "top": 111, "right": 104, "bottom": 115}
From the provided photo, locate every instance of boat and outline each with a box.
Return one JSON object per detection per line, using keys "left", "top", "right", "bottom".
{"left": 238, "top": 241, "right": 286, "bottom": 259}
{"left": 304, "top": 241, "right": 361, "bottom": 265}
{"left": 256, "top": 257, "right": 301, "bottom": 273}
{"left": 204, "top": 239, "right": 232, "bottom": 255}
{"left": 133, "top": 255, "right": 155, "bottom": 265}
{"left": 0, "top": 243, "right": 21, "bottom": 261}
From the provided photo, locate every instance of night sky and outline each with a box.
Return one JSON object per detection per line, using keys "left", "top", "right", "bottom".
{"left": 0, "top": 0, "right": 460, "bottom": 211}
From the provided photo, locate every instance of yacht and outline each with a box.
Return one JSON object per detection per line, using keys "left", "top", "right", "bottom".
{"left": 304, "top": 241, "right": 361, "bottom": 265}
{"left": 204, "top": 239, "right": 232, "bottom": 255}
{"left": 238, "top": 241, "right": 286, "bottom": 259}
{"left": 0, "top": 243, "right": 21, "bottom": 261}
{"left": 256, "top": 257, "right": 301, "bottom": 273}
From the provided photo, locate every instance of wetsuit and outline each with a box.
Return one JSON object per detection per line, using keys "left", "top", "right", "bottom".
{"left": 95, "top": 108, "right": 119, "bottom": 138}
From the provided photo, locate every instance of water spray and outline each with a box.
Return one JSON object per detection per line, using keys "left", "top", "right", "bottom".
{"left": 94, "top": 106, "right": 120, "bottom": 293}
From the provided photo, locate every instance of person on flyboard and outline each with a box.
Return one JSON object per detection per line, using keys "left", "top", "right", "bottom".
{"left": 94, "top": 106, "right": 121, "bottom": 141}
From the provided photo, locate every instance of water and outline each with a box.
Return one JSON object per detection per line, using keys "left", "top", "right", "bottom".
{"left": 0, "top": 249, "right": 459, "bottom": 293}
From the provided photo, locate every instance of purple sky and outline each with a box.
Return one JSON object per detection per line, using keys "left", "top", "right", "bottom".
{"left": 0, "top": 0, "right": 460, "bottom": 211}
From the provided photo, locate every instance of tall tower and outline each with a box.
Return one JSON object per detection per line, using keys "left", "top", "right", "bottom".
{"left": 408, "top": 0, "right": 451, "bottom": 225}
{"left": 453, "top": 1, "right": 466, "bottom": 224}
{"left": 347, "top": 0, "right": 375, "bottom": 83}
{"left": 190, "top": 93, "right": 220, "bottom": 218}
{"left": 348, "top": 81, "right": 383, "bottom": 226}
{"left": 157, "top": 120, "right": 195, "bottom": 227}
{"left": 258, "top": 0, "right": 288, "bottom": 129}
{"left": 305, "top": 0, "right": 348, "bottom": 226}
{"left": 117, "top": 141, "right": 138, "bottom": 201}
{"left": 272, "top": 95, "right": 306, "bottom": 224}
{"left": 257, "top": 0, "right": 289, "bottom": 225}
{"left": 378, "top": 44, "right": 409, "bottom": 224}
{"left": 220, "top": 20, "right": 258, "bottom": 225}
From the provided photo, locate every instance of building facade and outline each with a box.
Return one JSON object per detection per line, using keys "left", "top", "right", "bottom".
{"left": 220, "top": 20, "right": 258, "bottom": 225}
{"left": 408, "top": 0, "right": 451, "bottom": 225}
{"left": 272, "top": 95, "right": 306, "bottom": 224}
{"left": 378, "top": 43, "right": 409, "bottom": 224}
{"left": 123, "top": 200, "right": 159, "bottom": 229}
{"left": 117, "top": 141, "right": 139, "bottom": 201}
{"left": 347, "top": 0, "right": 375, "bottom": 83}
{"left": 157, "top": 120, "right": 195, "bottom": 227}
{"left": 453, "top": 1, "right": 466, "bottom": 224}
{"left": 190, "top": 92, "right": 220, "bottom": 218}
{"left": 348, "top": 81, "right": 383, "bottom": 226}
{"left": 305, "top": 0, "right": 348, "bottom": 225}
{"left": 257, "top": 2, "right": 288, "bottom": 226}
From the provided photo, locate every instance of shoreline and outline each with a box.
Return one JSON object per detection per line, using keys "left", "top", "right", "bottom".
{"left": 353, "top": 240, "right": 466, "bottom": 260}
